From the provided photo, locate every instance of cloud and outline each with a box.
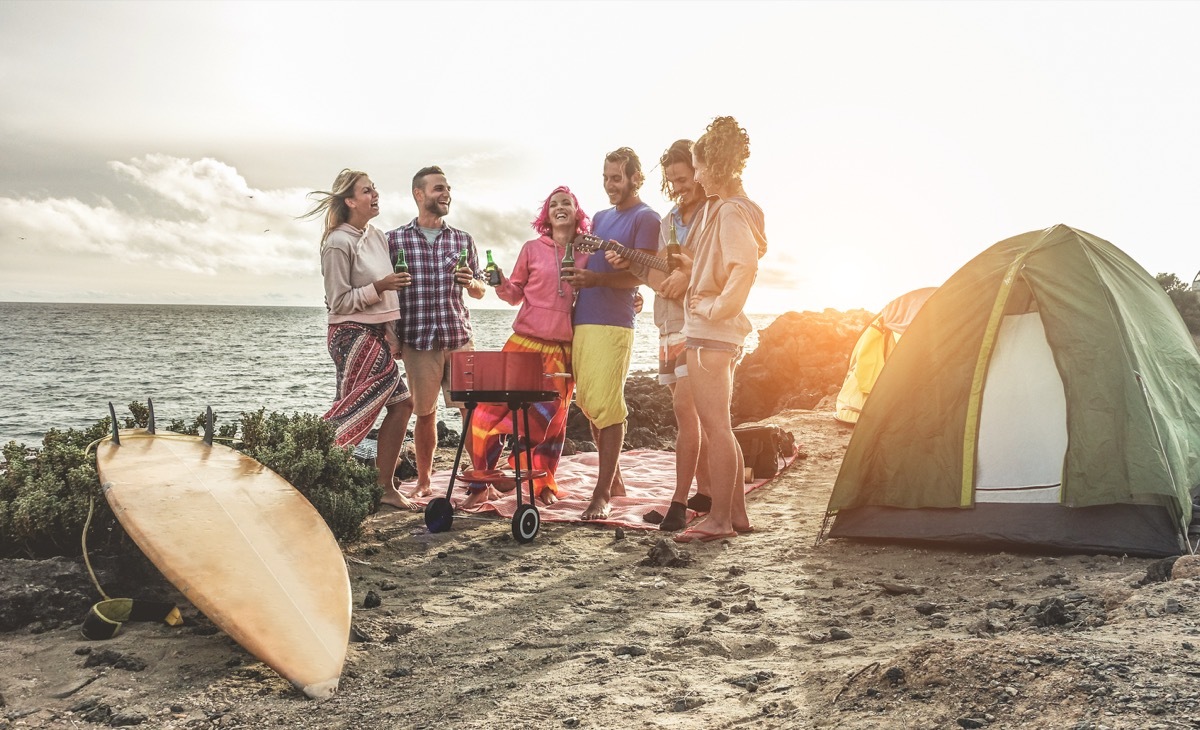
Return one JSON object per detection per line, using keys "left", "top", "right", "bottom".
{"left": 0, "top": 155, "right": 545, "bottom": 305}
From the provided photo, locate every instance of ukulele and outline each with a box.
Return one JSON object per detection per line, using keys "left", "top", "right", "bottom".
{"left": 571, "top": 234, "right": 671, "bottom": 273}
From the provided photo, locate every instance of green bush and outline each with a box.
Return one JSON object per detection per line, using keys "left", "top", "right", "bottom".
{"left": 0, "top": 404, "right": 383, "bottom": 558}
{"left": 237, "top": 409, "right": 381, "bottom": 542}
{"left": 0, "top": 419, "right": 120, "bottom": 558}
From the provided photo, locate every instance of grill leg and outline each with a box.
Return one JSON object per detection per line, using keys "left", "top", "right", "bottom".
{"left": 446, "top": 402, "right": 477, "bottom": 501}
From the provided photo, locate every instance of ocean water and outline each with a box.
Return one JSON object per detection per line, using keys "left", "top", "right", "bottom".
{"left": 0, "top": 302, "right": 777, "bottom": 448}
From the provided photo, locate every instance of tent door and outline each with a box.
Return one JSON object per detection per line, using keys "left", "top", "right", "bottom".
{"left": 975, "top": 312, "right": 1067, "bottom": 503}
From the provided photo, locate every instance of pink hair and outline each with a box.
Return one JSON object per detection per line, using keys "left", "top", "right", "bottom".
{"left": 531, "top": 185, "right": 591, "bottom": 236}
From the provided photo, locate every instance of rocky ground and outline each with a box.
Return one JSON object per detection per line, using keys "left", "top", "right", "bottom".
{"left": 3, "top": 409, "right": 1200, "bottom": 730}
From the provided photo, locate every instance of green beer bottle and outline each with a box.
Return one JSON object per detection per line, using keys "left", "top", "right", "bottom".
{"left": 485, "top": 250, "right": 501, "bottom": 286}
{"left": 394, "top": 247, "right": 408, "bottom": 274}
{"left": 456, "top": 247, "right": 469, "bottom": 286}
{"left": 666, "top": 219, "right": 681, "bottom": 272}
{"left": 560, "top": 240, "right": 575, "bottom": 279}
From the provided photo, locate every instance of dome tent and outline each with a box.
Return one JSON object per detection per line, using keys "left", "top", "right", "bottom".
{"left": 835, "top": 287, "right": 937, "bottom": 424}
{"left": 823, "top": 225, "right": 1200, "bottom": 557}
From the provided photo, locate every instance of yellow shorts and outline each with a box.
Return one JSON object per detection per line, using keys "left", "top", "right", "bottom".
{"left": 400, "top": 342, "right": 472, "bottom": 416}
{"left": 572, "top": 324, "right": 634, "bottom": 430}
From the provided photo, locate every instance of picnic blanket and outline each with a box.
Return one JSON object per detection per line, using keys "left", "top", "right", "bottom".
{"left": 402, "top": 449, "right": 797, "bottom": 530}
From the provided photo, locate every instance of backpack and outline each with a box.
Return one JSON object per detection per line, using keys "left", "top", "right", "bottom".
{"left": 733, "top": 425, "right": 797, "bottom": 480}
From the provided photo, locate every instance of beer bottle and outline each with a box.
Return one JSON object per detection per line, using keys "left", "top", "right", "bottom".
{"left": 666, "top": 219, "right": 681, "bottom": 272}
{"left": 394, "top": 247, "right": 408, "bottom": 274}
{"left": 560, "top": 240, "right": 575, "bottom": 279}
{"left": 485, "top": 250, "right": 501, "bottom": 286}
{"left": 456, "top": 248, "right": 469, "bottom": 286}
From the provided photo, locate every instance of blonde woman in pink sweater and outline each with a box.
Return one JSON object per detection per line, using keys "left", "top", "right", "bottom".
{"left": 673, "top": 118, "right": 768, "bottom": 543}
{"left": 306, "top": 169, "right": 418, "bottom": 511}
{"left": 461, "top": 186, "right": 591, "bottom": 508}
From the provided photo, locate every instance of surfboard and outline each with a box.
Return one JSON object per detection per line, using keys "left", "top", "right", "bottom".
{"left": 95, "top": 428, "right": 352, "bottom": 699}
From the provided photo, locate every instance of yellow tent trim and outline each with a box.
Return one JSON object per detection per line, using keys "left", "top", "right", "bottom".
{"left": 960, "top": 255, "right": 1027, "bottom": 506}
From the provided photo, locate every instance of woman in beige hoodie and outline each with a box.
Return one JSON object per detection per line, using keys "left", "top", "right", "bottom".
{"left": 674, "top": 117, "right": 768, "bottom": 544}
{"left": 306, "top": 169, "right": 418, "bottom": 511}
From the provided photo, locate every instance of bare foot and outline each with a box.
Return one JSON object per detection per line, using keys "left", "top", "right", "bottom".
{"left": 459, "top": 485, "right": 499, "bottom": 510}
{"left": 408, "top": 483, "right": 433, "bottom": 499}
{"left": 538, "top": 488, "right": 558, "bottom": 506}
{"left": 581, "top": 495, "right": 612, "bottom": 521}
{"left": 380, "top": 486, "right": 420, "bottom": 511}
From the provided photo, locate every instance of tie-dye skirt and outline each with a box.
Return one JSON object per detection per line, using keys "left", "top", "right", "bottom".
{"left": 323, "top": 322, "right": 410, "bottom": 447}
{"left": 467, "top": 333, "right": 572, "bottom": 496}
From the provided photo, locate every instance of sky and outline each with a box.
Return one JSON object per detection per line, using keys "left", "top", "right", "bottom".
{"left": 1, "top": 0, "right": 1198, "bottom": 315}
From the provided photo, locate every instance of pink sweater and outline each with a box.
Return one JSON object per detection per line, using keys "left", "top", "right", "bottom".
{"left": 494, "top": 236, "right": 589, "bottom": 343}
{"left": 321, "top": 223, "right": 401, "bottom": 325}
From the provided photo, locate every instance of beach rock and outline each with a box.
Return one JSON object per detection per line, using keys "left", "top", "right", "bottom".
{"left": 436, "top": 421, "right": 460, "bottom": 448}
{"left": 566, "top": 376, "right": 675, "bottom": 449}
{"left": 109, "top": 707, "right": 149, "bottom": 726}
{"left": 1170, "top": 555, "right": 1200, "bottom": 580}
{"left": 732, "top": 309, "right": 871, "bottom": 424}
{"left": 0, "top": 557, "right": 103, "bottom": 632}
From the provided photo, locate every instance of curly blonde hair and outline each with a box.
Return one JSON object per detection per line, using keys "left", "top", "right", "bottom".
{"left": 693, "top": 117, "right": 750, "bottom": 192}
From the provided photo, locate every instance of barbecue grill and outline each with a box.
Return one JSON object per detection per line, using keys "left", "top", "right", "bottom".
{"left": 423, "top": 351, "right": 560, "bottom": 543}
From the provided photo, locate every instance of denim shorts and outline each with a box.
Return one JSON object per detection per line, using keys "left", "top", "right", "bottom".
{"left": 684, "top": 337, "right": 741, "bottom": 354}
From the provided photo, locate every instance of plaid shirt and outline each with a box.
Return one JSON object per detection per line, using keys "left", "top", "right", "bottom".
{"left": 386, "top": 219, "right": 483, "bottom": 350}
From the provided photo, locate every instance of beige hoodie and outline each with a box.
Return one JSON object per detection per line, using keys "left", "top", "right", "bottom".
{"left": 682, "top": 196, "right": 767, "bottom": 345}
{"left": 321, "top": 223, "right": 401, "bottom": 324}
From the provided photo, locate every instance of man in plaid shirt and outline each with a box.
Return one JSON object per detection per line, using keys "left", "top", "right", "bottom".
{"left": 387, "top": 165, "right": 486, "bottom": 498}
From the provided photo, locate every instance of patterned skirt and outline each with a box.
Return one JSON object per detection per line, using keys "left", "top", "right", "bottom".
{"left": 467, "top": 333, "right": 572, "bottom": 495}
{"left": 323, "top": 322, "right": 410, "bottom": 447}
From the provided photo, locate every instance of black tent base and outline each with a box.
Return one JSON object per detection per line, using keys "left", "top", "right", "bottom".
{"left": 827, "top": 502, "right": 1187, "bottom": 558}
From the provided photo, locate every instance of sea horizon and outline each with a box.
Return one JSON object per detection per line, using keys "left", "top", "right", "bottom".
{"left": 0, "top": 302, "right": 780, "bottom": 450}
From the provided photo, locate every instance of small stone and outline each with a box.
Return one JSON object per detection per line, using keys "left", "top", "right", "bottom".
{"left": 829, "top": 628, "right": 852, "bottom": 641}
{"left": 832, "top": 577, "right": 844, "bottom": 588}
{"left": 363, "top": 590, "right": 382, "bottom": 609}
{"left": 437, "top": 551, "right": 448, "bottom": 559}
{"left": 859, "top": 605, "right": 875, "bottom": 616}
{"left": 671, "top": 696, "right": 705, "bottom": 712}
{"left": 1165, "top": 598, "right": 1182, "bottom": 614}
{"left": 614, "top": 527, "right": 625, "bottom": 540}
{"left": 110, "top": 708, "right": 149, "bottom": 726}
{"left": 914, "top": 602, "right": 936, "bottom": 615}
{"left": 884, "top": 667, "right": 905, "bottom": 684}
{"left": 707, "top": 599, "right": 724, "bottom": 609}
{"left": 614, "top": 645, "right": 648, "bottom": 657}
{"left": 563, "top": 718, "right": 580, "bottom": 728}
{"left": 386, "top": 666, "right": 411, "bottom": 678}
{"left": 957, "top": 718, "right": 986, "bottom": 729}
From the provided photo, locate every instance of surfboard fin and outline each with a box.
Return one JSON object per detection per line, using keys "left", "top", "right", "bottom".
{"left": 107, "top": 402, "right": 120, "bottom": 445}
{"left": 204, "top": 406, "right": 214, "bottom": 445}
{"left": 147, "top": 397, "right": 156, "bottom": 434}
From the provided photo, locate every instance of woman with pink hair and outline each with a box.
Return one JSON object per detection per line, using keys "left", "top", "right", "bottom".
{"left": 461, "top": 186, "right": 591, "bottom": 508}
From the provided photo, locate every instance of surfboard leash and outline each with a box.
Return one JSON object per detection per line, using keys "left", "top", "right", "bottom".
{"left": 79, "top": 436, "right": 183, "bottom": 640}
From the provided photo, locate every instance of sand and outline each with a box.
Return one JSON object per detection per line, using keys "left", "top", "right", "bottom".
{"left": 2, "top": 409, "right": 1198, "bottom": 729}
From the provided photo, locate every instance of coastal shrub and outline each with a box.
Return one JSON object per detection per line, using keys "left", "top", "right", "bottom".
{"left": 236, "top": 409, "right": 381, "bottom": 543}
{"left": 0, "top": 420, "right": 121, "bottom": 559}
{"left": 0, "top": 403, "right": 380, "bottom": 559}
